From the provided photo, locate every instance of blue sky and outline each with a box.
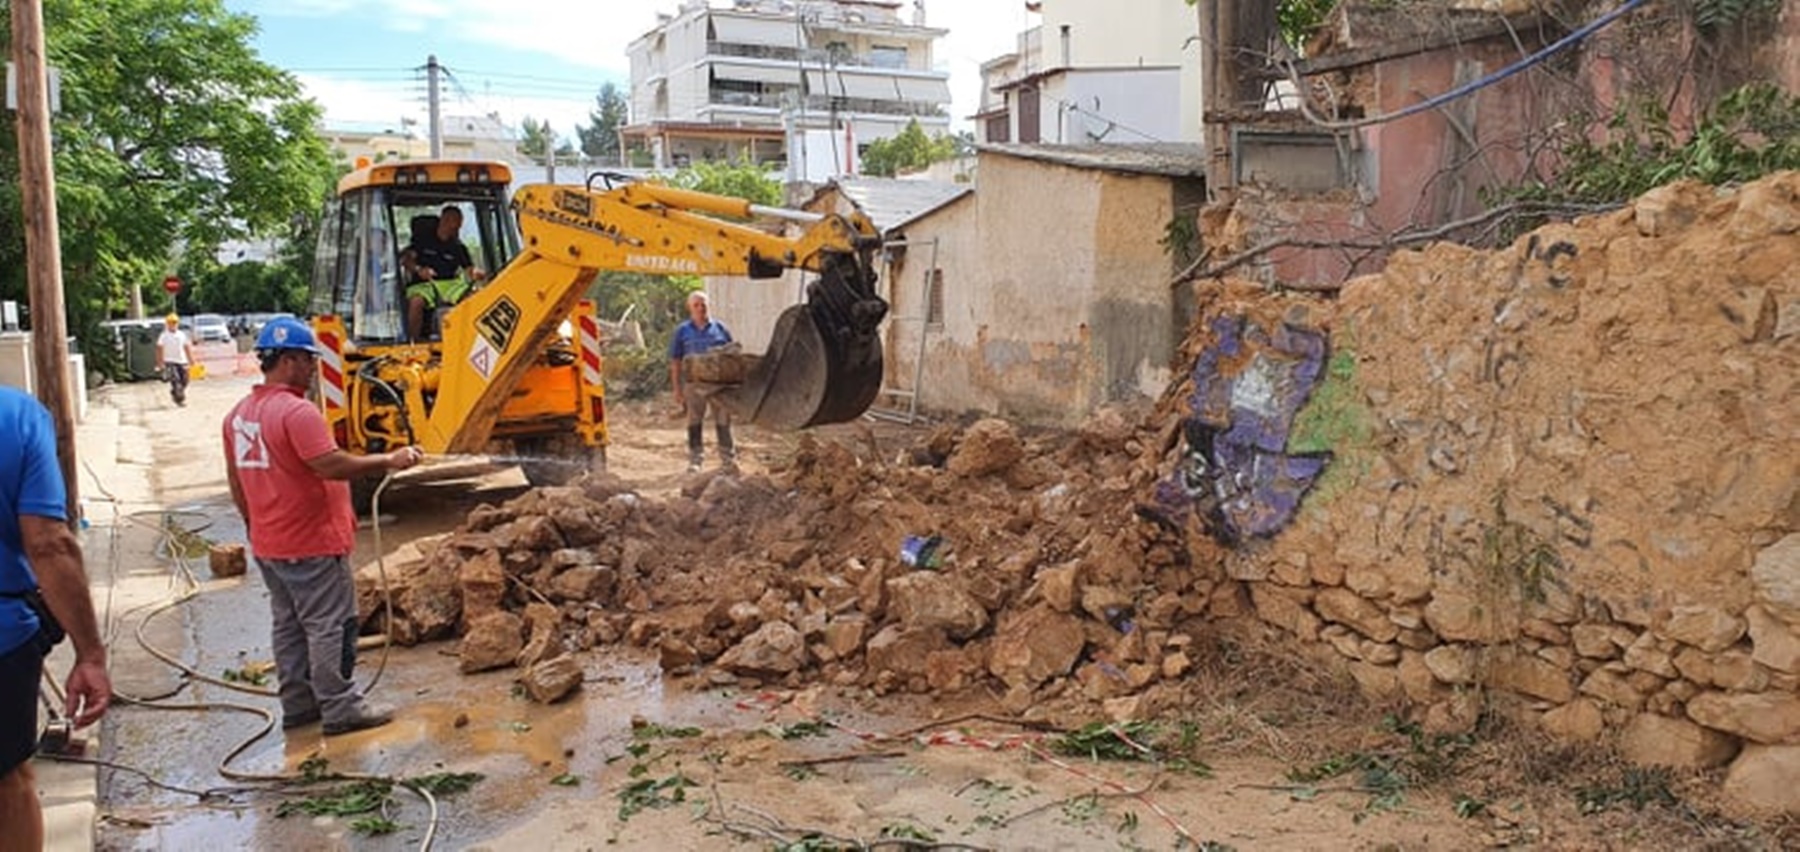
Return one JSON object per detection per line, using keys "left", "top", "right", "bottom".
{"left": 226, "top": 0, "right": 1034, "bottom": 142}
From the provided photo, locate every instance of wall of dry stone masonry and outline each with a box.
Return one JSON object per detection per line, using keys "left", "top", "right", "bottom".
{"left": 1174, "top": 174, "right": 1799, "bottom": 813}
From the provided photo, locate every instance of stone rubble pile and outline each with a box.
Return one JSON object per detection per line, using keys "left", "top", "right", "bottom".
{"left": 355, "top": 172, "right": 1799, "bottom": 816}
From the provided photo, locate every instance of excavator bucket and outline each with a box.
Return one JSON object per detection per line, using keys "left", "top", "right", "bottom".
{"left": 718, "top": 254, "right": 886, "bottom": 430}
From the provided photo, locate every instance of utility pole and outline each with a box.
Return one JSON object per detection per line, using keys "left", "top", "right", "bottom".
{"left": 427, "top": 54, "right": 443, "bottom": 158}
{"left": 10, "top": 0, "right": 80, "bottom": 523}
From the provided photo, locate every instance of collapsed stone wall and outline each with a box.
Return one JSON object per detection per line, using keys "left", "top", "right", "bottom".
{"left": 1161, "top": 174, "right": 1798, "bottom": 813}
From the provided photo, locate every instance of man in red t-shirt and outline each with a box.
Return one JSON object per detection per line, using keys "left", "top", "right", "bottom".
{"left": 223, "top": 317, "right": 421, "bottom": 735}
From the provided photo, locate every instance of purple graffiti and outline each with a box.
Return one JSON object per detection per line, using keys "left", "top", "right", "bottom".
{"left": 1156, "top": 316, "right": 1331, "bottom": 543}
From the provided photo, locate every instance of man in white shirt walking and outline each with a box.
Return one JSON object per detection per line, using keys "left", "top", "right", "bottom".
{"left": 155, "top": 314, "right": 196, "bottom": 407}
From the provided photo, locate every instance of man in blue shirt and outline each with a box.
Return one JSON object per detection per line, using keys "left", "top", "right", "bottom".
{"left": 0, "top": 387, "right": 110, "bottom": 848}
{"left": 667, "top": 291, "right": 737, "bottom": 472}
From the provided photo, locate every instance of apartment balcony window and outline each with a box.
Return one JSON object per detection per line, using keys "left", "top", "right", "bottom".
{"left": 800, "top": 94, "right": 947, "bottom": 118}
{"left": 868, "top": 45, "right": 907, "bottom": 69}
{"left": 709, "top": 81, "right": 796, "bottom": 110}
{"left": 708, "top": 41, "right": 802, "bottom": 63}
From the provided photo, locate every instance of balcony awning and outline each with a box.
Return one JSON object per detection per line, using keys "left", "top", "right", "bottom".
{"left": 805, "top": 70, "right": 903, "bottom": 100}
{"left": 893, "top": 76, "right": 951, "bottom": 104}
{"left": 710, "top": 14, "right": 802, "bottom": 49}
{"left": 712, "top": 61, "right": 802, "bottom": 85}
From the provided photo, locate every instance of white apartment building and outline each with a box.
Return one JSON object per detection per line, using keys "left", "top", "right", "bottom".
{"left": 624, "top": 0, "right": 951, "bottom": 171}
{"left": 321, "top": 113, "right": 519, "bottom": 165}
{"left": 975, "top": 0, "right": 1201, "bottom": 146}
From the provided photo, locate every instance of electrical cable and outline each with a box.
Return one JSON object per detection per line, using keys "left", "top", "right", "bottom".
{"left": 1283, "top": 0, "right": 1650, "bottom": 131}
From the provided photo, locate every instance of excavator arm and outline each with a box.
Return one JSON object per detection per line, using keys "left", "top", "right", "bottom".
{"left": 424, "top": 181, "right": 887, "bottom": 454}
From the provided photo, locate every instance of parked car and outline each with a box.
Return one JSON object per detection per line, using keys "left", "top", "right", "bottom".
{"left": 191, "top": 313, "right": 232, "bottom": 343}
{"left": 244, "top": 312, "right": 295, "bottom": 337}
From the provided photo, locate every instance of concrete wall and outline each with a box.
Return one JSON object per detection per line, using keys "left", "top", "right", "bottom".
{"left": 879, "top": 195, "right": 979, "bottom": 408}
{"left": 1038, "top": 0, "right": 1202, "bottom": 142}
{"left": 931, "top": 152, "right": 1177, "bottom": 423}
{"left": 711, "top": 153, "right": 1184, "bottom": 425}
{"left": 1049, "top": 68, "right": 1184, "bottom": 146}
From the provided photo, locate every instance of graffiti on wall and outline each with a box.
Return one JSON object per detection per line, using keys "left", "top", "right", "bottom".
{"left": 1155, "top": 316, "right": 1332, "bottom": 544}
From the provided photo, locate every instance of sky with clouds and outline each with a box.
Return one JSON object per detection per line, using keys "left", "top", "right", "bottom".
{"left": 227, "top": 0, "right": 1036, "bottom": 143}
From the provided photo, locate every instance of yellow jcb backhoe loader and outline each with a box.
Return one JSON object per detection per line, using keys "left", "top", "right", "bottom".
{"left": 304, "top": 160, "right": 885, "bottom": 508}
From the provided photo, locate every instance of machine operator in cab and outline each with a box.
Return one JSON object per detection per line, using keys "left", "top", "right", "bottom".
{"left": 402, "top": 205, "right": 486, "bottom": 341}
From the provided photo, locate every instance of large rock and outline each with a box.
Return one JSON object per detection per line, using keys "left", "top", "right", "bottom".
{"left": 1250, "top": 584, "right": 1321, "bottom": 641}
{"left": 988, "top": 606, "right": 1085, "bottom": 690}
{"left": 717, "top": 621, "right": 807, "bottom": 676}
{"left": 458, "top": 550, "right": 507, "bottom": 623}
{"left": 1753, "top": 535, "right": 1800, "bottom": 626}
{"left": 1686, "top": 692, "right": 1800, "bottom": 744}
{"left": 1540, "top": 699, "right": 1604, "bottom": 743}
{"left": 551, "top": 565, "right": 616, "bottom": 603}
{"left": 521, "top": 654, "right": 583, "bottom": 703}
{"left": 1660, "top": 604, "right": 1746, "bottom": 652}
{"left": 819, "top": 615, "right": 868, "bottom": 661}
{"left": 1424, "top": 591, "right": 1514, "bottom": 643}
{"left": 946, "top": 419, "right": 1024, "bottom": 477}
{"left": 1487, "top": 650, "right": 1575, "bottom": 704}
{"left": 1748, "top": 605, "right": 1800, "bottom": 674}
{"left": 498, "top": 515, "right": 566, "bottom": 552}
{"left": 460, "top": 612, "right": 525, "bottom": 673}
{"left": 1620, "top": 714, "right": 1740, "bottom": 769}
{"left": 356, "top": 540, "right": 462, "bottom": 644}
{"left": 865, "top": 625, "right": 947, "bottom": 679}
{"left": 1314, "top": 588, "right": 1399, "bottom": 643}
{"left": 516, "top": 602, "right": 562, "bottom": 668}
{"left": 1423, "top": 645, "right": 1477, "bottom": 685}
{"left": 1723, "top": 745, "right": 1800, "bottom": 815}
{"left": 1579, "top": 669, "right": 1646, "bottom": 711}
{"left": 887, "top": 572, "right": 989, "bottom": 640}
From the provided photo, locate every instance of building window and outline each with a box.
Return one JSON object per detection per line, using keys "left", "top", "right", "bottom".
{"left": 1018, "top": 87, "right": 1041, "bottom": 144}
{"left": 985, "top": 113, "right": 1010, "bottom": 144}
{"left": 869, "top": 45, "right": 908, "bottom": 69}
{"left": 926, "top": 268, "right": 944, "bottom": 328}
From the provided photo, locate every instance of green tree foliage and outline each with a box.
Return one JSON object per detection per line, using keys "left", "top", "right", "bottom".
{"left": 577, "top": 82, "right": 629, "bottom": 165}
{"left": 0, "top": 0, "right": 335, "bottom": 376}
{"left": 517, "top": 116, "right": 576, "bottom": 165}
{"left": 1183, "top": 0, "right": 1337, "bottom": 51}
{"left": 1504, "top": 84, "right": 1800, "bottom": 207}
{"left": 859, "top": 119, "right": 956, "bottom": 178}
{"left": 666, "top": 160, "right": 782, "bottom": 207}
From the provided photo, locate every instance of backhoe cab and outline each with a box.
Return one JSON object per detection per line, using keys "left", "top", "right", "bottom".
{"left": 305, "top": 159, "right": 886, "bottom": 504}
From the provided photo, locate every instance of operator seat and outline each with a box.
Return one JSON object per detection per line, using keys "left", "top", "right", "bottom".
{"left": 406, "top": 214, "right": 442, "bottom": 339}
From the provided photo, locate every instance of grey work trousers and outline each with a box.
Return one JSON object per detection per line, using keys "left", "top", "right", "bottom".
{"left": 684, "top": 385, "right": 736, "bottom": 466}
{"left": 258, "top": 554, "right": 365, "bottom": 725}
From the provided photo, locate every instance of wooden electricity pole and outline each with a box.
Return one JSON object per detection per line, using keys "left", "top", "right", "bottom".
{"left": 11, "top": 0, "right": 80, "bottom": 523}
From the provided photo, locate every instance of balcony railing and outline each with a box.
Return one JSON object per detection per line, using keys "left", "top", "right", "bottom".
{"left": 706, "top": 89, "right": 947, "bottom": 119}
{"left": 707, "top": 42, "right": 923, "bottom": 75}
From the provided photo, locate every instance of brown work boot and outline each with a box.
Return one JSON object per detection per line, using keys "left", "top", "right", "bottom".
{"left": 323, "top": 702, "right": 394, "bottom": 735}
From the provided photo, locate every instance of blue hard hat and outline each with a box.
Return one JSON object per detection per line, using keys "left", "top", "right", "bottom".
{"left": 255, "top": 316, "right": 323, "bottom": 354}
